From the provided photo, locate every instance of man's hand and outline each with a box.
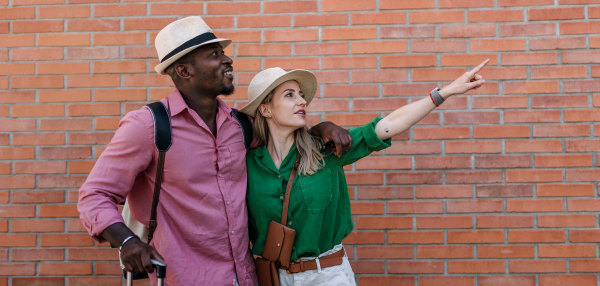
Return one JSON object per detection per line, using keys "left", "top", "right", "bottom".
{"left": 310, "top": 121, "right": 352, "bottom": 157}
{"left": 120, "top": 237, "right": 165, "bottom": 274}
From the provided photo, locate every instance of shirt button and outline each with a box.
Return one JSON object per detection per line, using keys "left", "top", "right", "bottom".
{"left": 278, "top": 175, "right": 281, "bottom": 178}
{"left": 227, "top": 201, "right": 230, "bottom": 205}
{"left": 231, "top": 230, "right": 234, "bottom": 234}
{"left": 288, "top": 221, "right": 292, "bottom": 225}
{"left": 219, "top": 173, "right": 222, "bottom": 177}
{"left": 280, "top": 196, "right": 284, "bottom": 201}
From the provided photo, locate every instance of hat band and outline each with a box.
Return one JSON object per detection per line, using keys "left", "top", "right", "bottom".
{"left": 160, "top": 32, "right": 217, "bottom": 63}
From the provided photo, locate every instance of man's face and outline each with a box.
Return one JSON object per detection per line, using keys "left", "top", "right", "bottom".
{"left": 189, "top": 43, "right": 234, "bottom": 96}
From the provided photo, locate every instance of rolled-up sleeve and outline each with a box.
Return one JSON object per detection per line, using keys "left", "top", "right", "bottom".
{"left": 77, "top": 112, "right": 154, "bottom": 242}
{"left": 338, "top": 117, "right": 392, "bottom": 166}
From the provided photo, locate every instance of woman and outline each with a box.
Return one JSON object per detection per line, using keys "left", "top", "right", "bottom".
{"left": 240, "top": 60, "right": 488, "bottom": 286}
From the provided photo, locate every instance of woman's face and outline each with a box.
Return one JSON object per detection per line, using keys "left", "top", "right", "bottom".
{"left": 260, "top": 80, "right": 307, "bottom": 130}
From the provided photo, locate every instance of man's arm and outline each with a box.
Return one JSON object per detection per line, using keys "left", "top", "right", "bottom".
{"left": 77, "top": 111, "right": 163, "bottom": 273}
{"left": 310, "top": 121, "right": 353, "bottom": 157}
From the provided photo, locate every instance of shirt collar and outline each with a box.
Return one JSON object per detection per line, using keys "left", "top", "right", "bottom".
{"left": 166, "top": 87, "right": 233, "bottom": 117}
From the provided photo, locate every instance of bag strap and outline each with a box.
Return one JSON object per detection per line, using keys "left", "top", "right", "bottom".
{"left": 281, "top": 154, "right": 300, "bottom": 226}
{"left": 144, "top": 102, "right": 172, "bottom": 243}
{"left": 232, "top": 109, "right": 253, "bottom": 150}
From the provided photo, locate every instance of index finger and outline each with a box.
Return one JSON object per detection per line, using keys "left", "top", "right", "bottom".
{"left": 469, "top": 59, "right": 489, "bottom": 75}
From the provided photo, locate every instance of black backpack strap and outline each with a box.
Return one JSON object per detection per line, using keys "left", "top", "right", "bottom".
{"left": 143, "top": 101, "right": 172, "bottom": 243}
{"left": 232, "top": 109, "right": 253, "bottom": 150}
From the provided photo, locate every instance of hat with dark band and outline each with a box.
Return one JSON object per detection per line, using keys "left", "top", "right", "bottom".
{"left": 154, "top": 16, "right": 231, "bottom": 75}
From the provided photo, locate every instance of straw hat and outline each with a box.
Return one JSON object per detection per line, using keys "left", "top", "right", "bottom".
{"left": 240, "top": 68, "right": 318, "bottom": 118}
{"left": 154, "top": 16, "right": 231, "bottom": 75}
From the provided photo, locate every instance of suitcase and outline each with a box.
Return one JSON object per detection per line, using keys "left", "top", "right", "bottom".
{"left": 126, "top": 259, "right": 167, "bottom": 286}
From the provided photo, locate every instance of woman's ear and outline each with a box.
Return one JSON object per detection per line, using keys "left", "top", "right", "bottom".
{"left": 258, "top": 104, "right": 270, "bottom": 118}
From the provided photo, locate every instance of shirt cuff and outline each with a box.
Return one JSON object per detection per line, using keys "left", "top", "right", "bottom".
{"left": 362, "top": 117, "right": 392, "bottom": 152}
{"left": 88, "top": 211, "right": 126, "bottom": 243}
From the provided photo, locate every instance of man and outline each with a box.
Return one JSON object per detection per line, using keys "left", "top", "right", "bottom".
{"left": 77, "top": 16, "right": 351, "bottom": 286}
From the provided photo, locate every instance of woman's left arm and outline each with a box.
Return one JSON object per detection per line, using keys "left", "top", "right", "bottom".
{"left": 375, "top": 59, "right": 489, "bottom": 140}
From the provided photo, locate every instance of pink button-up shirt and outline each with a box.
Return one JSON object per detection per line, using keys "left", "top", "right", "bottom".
{"left": 78, "top": 88, "right": 257, "bottom": 286}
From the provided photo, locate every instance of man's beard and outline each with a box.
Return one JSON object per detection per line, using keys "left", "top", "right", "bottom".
{"left": 217, "top": 81, "right": 234, "bottom": 96}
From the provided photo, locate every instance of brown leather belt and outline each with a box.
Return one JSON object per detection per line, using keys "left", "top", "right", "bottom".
{"left": 280, "top": 249, "right": 344, "bottom": 274}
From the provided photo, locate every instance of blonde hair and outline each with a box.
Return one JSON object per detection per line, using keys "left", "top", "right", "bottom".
{"left": 254, "top": 89, "right": 324, "bottom": 176}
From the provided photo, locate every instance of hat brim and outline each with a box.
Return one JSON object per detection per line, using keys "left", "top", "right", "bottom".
{"left": 239, "top": 69, "right": 318, "bottom": 118}
{"left": 154, "top": 38, "right": 231, "bottom": 75}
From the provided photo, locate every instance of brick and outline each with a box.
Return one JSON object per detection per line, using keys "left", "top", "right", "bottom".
{"left": 564, "top": 79, "right": 600, "bottom": 93}
{"left": 469, "top": 9, "right": 524, "bottom": 22}
{"left": 12, "top": 190, "right": 64, "bottom": 203}
{"left": 353, "top": 70, "right": 407, "bottom": 83}
{"left": 479, "top": 276, "right": 535, "bottom": 286}
{"left": 351, "top": 12, "right": 406, "bottom": 25}
{"left": 448, "top": 230, "right": 505, "bottom": 243}
{"left": 529, "top": 7, "right": 585, "bottom": 21}
{"left": 41, "top": 234, "right": 93, "bottom": 246}
{"left": 415, "top": 185, "right": 471, "bottom": 199}
{"left": 502, "top": 52, "right": 558, "bottom": 65}
{"left": 447, "top": 200, "right": 503, "bottom": 213}
{"left": 509, "top": 260, "right": 566, "bottom": 273}
{"left": 441, "top": 24, "right": 495, "bottom": 38}
{"left": 264, "top": 1, "right": 317, "bottom": 13}
{"left": 12, "top": 248, "right": 64, "bottom": 261}
{"left": 356, "top": 217, "right": 411, "bottom": 230}
{"left": 439, "top": 0, "right": 495, "bottom": 8}
{"left": 388, "top": 231, "right": 444, "bottom": 244}
{"left": 539, "top": 244, "right": 595, "bottom": 258}
{"left": 471, "top": 39, "right": 526, "bottom": 51}
{"left": 388, "top": 261, "right": 444, "bottom": 274}
{"left": 417, "top": 246, "right": 474, "bottom": 258}
{"left": 39, "top": 6, "right": 89, "bottom": 19}
{"left": 0, "top": 234, "right": 36, "bottom": 246}
{"left": 569, "top": 198, "right": 600, "bottom": 211}
{"left": 570, "top": 260, "right": 600, "bottom": 272}
{"left": 68, "top": 248, "right": 118, "bottom": 261}
{"left": 415, "top": 156, "right": 471, "bottom": 169}
{"left": 357, "top": 186, "right": 412, "bottom": 199}
{"left": 560, "top": 22, "right": 600, "bottom": 35}
{"left": 446, "top": 170, "right": 503, "bottom": 184}
{"left": 445, "top": 141, "right": 501, "bottom": 154}
{"left": 13, "top": 20, "right": 63, "bottom": 33}
{"left": 345, "top": 172, "right": 383, "bottom": 185}
{"left": 342, "top": 231, "right": 384, "bottom": 244}
{"left": 295, "top": 42, "right": 347, "bottom": 56}
{"left": 67, "top": 47, "right": 119, "bottom": 60}
{"left": 0, "top": 263, "right": 35, "bottom": 275}
{"left": 534, "top": 124, "right": 589, "bottom": 138}
{"left": 68, "top": 103, "right": 120, "bottom": 117}
{"left": 478, "top": 245, "right": 534, "bottom": 259}
{"left": 40, "top": 118, "right": 91, "bottom": 131}
{"left": 12, "top": 278, "right": 65, "bottom": 286}
{"left": 356, "top": 246, "right": 412, "bottom": 259}
{"left": 14, "top": 132, "right": 62, "bottom": 146}
{"left": 500, "top": 23, "right": 556, "bottom": 37}
{"left": 478, "top": 215, "right": 534, "bottom": 229}
{"left": 410, "top": 10, "right": 465, "bottom": 24}
{"left": 448, "top": 260, "right": 505, "bottom": 273}
{"left": 380, "top": 0, "right": 434, "bottom": 9}
{"left": 238, "top": 44, "right": 291, "bottom": 57}
{"left": 149, "top": 3, "right": 203, "bottom": 15}
{"left": 477, "top": 185, "right": 532, "bottom": 198}
{"left": 39, "top": 204, "right": 79, "bottom": 217}
{"left": 531, "top": 36, "right": 587, "bottom": 50}
{"left": 238, "top": 15, "right": 290, "bottom": 28}
{"left": 206, "top": 2, "right": 260, "bottom": 14}
{"left": 504, "top": 80, "right": 559, "bottom": 94}
{"left": 69, "top": 277, "right": 122, "bottom": 285}
{"left": 322, "top": 0, "right": 375, "bottom": 11}
{"left": 538, "top": 184, "right": 594, "bottom": 197}
{"left": 39, "top": 147, "right": 91, "bottom": 160}
{"left": 356, "top": 156, "right": 410, "bottom": 170}
{"left": 359, "top": 276, "right": 414, "bottom": 286}
{"left": 387, "top": 171, "right": 442, "bottom": 185}
{"left": 39, "top": 262, "right": 92, "bottom": 275}
{"left": 381, "top": 26, "right": 436, "bottom": 39}
{"left": 538, "top": 214, "right": 595, "bottom": 227}
{"left": 567, "top": 169, "right": 600, "bottom": 182}
{"left": 539, "top": 275, "right": 596, "bottom": 286}
{"left": 412, "top": 39, "right": 467, "bottom": 53}
{"left": 417, "top": 216, "right": 473, "bottom": 229}
{"left": 500, "top": 0, "right": 554, "bottom": 5}
{"left": 293, "top": 14, "right": 347, "bottom": 27}
{"left": 12, "top": 48, "right": 63, "bottom": 61}
{"left": 388, "top": 201, "right": 443, "bottom": 214}
{"left": 14, "top": 162, "right": 66, "bottom": 174}
{"left": 570, "top": 230, "right": 600, "bottom": 243}
{"left": 509, "top": 230, "right": 565, "bottom": 243}
{"left": 381, "top": 54, "right": 436, "bottom": 68}
{"left": 264, "top": 29, "right": 317, "bottom": 43}
{"left": 419, "top": 276, "right": 475, "bottom": 286}
{"left": 94, "top": 32, "right": 146, "bottom": 46}
{"left": 387, "top": 141, "right": 441, "bottom": 155}
{"left": 124, "top": 17, "right": 176, "bottom": 31}
{"left": 473, "top": 126, "right": 530, "bottom": 139}
{"left": 0, "top": 7, "right": 35, "bottom": 20}
{"left": 412, "top": 68, "right": 467, "bottom": 81}
{"left": 535, "top": 154, "right": 592, "bottom": 168}
{"left": 67, "top": 19, "right": 119, "bottom": 32}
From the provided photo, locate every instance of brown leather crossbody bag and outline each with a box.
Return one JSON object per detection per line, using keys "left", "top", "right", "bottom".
{"left": 255, "top": 154, "right": 300, "bottom": 286}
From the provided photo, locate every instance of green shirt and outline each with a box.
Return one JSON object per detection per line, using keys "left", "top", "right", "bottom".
{"left": 246, "top": 117, "right": 391, "bottom": 261}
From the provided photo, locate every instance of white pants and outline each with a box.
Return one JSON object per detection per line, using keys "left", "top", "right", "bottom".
{"left": 278, "top": 244, "right": 356, "bottom": 286}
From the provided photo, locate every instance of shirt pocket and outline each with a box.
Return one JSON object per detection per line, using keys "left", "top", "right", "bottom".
{"left": 299, "top": 168, "right": 333, "bottom": 214}
{"left": 226, "top": 141, "right": 247, "bottom": 182}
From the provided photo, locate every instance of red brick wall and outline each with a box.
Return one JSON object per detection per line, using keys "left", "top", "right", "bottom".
{"left": 1, "top": 0, "right": 600, "bottom": 285}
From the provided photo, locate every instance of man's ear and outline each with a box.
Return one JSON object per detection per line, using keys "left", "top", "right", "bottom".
{"left": 175, "top": 63, "right": 194, "bottom": 79}
{"left": 258, "top": 104, "right": 270, "bottom": 118}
